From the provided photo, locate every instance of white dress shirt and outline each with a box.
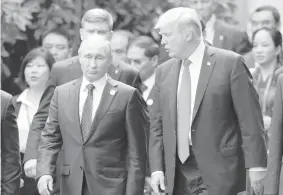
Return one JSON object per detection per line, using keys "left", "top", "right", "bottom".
{"left": 178, "top": 41, "right": 205, "bottom": 145}
{"left": 79, "top": 75, "right": 107, "bottom": 122}
{"left": 142, "top": 73, "right": 156, "bottom": 100}
{"left": 16, "top": 89, "right": 39, "bottom": 153}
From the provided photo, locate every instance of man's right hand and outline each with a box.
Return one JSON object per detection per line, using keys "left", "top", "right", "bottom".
{"left": 38, "top": 175, "right": 53, "bottom": 195}
{"left": 24, "top": 159, "right": 37, "bottom": 178}
{"left": 151, "top": 171, "right": 166, "bottom": 195}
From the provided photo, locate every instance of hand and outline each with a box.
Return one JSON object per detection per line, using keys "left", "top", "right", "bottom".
{"left": 20, "top": 178, "right": 24, "bottom": 188}
{"left": 24, "top": 159, "right": 37, "bottom": 178}
{"left": 38, "top": 175, "right": 53, "bottom": 195}
{"left": 151, "top": 172, "right": 166, "bottom": 195}
{"left": 249, "top": 170, "right": 266, "bottom": 195}
{"left": 263, "top": 115, "right": 271, "bottom": 130}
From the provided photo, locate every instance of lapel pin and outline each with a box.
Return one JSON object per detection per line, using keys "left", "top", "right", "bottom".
{"left": 115, "top": 69, "right": 119, "bottom": 74}
{"left": 219, "top": 35, "right": 224, "bottom": 41}
{"left": 110, "top": 89, "right": 116, "bottom": 96}
{"left": 207, "top": 62, "right": 211, "bottom": 66}
{"left": 147, "top": 99, "right": 153, "bottom": 106}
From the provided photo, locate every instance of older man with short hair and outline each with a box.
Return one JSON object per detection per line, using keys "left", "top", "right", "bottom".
{"left": 149, "top": 7, "right": 267, "bottom": 195}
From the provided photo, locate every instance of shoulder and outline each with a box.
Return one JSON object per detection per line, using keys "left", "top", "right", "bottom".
{"left": 1, "top": 90, "right": 12, "bottom": 106}
{"left": 156, "top": 58, "right": 177, "bottom": 74}
{"left": 56, "top": 78, "right": 80, "bottom": 91}
{"left": 51, "top": 56, "right": 79, "bottom": 73}
{"left": 110, "top": 78, "right": 135, "bottom": 93}
{"left": 210, "top": 46, "right": 241, "bottom": 60}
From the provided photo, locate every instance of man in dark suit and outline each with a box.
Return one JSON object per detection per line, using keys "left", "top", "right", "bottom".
{"left": 23, "top": 8, "right": 141, "bottom": 189}
{"left": 127, "top": 35, "right": 159, "bottom": 194}
{"left": 1, "top": 90, "right": 22, "bottom": 195}
{"left": 149, "top": 8, "right": 267, "bottom": 195}
{"left": 244, "top": 5, "right": 281, "bottom": 69}
{"left": 36, "top": 35, "right": 148, "bottom": 195}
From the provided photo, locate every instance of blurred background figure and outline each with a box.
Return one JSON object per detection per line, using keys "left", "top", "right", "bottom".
{"left": 127, "top": 35, "right": 159, "bottom": 195}
{"left": 13, "top": 47, "right": 54, "bottom": 195}
{"left": 244, "top": 5, "right": 281, "bottom": 68}
{"left": 42, "top": 28, "right": 72, "bottom": 62}
{"left": 250, "top": 28, "right": 282, "bottom": 147}
{"left": 111, "top": 30, "right": 135, "bottom": 65}
{"left": 1, "top": 90, "right": 22, "bottom": 195}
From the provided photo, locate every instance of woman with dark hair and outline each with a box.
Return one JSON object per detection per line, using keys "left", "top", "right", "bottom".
{"left": 250, "top": 27, "right": 282, "bottom": 147}
{"left": 13, "top": 47, "right": 54, "bottom": 195}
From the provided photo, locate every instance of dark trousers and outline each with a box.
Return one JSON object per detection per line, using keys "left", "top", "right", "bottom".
{"left": 173, "top": 147, "right": 208, "bottom": 195}
{"left": 81, "top": 172, "right": 90, "bottom": 195}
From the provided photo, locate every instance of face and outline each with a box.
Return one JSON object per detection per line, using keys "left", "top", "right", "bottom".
{"left": 79, "top": 44, "right": 111, "bottom": 82}
{"left": 111, "top": 35, "right": 129, "bottom": 63}
{"left": 159, "top": 25, "right": 188, "bottom": 59}
{"left": 253, "top": 30, "right": 279, "bottom": 66}
{"left": 42, "top": 33, "right": 70, "bottom": 62}
{"left": 80, "top": 22, "right": 112, "bottom": 41}
{"left": 251, "top": 11, "right": 277, "bottom": 34}
{"left": 24, "top": 56, "right": 50, "bottom": 88}
{"left": 127, "top": 46, "right": 156, "bottom": 81}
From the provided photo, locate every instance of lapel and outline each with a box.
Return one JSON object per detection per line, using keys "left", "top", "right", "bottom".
{"left": 192, "top": 46, "right": 216, "bottom": 123}
{"left": 69, "top": 78, "right": 83, "bottom": 143}
{"left": 83, "top": 78, "right": 118, "bottom": 143}
{"left": 166, "top": 60, "right": 182, "bottom": 128}
{"left": 109, "top": 64, "right": 122, "bottom": 81}
{"left": 213, "top": 21, "right": 225, "bottom": 49}
{"left": 145, "top": 87, "right": 155, "bottom": 107}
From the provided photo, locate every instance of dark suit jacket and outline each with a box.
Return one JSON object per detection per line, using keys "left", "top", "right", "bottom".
{"left": 213, "top": 20, "right": 252, "bottom": 55}
{"left": 243, "top": 51, "right": 255, "bottom": 69}
{"left": 265, "top": 74, "right": 283, "bottom": 195}
{"left": 36, "top": 78, "right": 148, "bottom": 195}
{"left": 149, "top": 46, "right": 267, "bottom": 195}
{"left": 24, "top": 56, "right": 141, "bottom": 163}
{"left": 1, "top": 90, "right": 21, "bottom": 195}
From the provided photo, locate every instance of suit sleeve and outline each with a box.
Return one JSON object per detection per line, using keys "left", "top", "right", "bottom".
{"left": 1, "top": 96, "right": 21, "bottom": 195}
{"left": 233, "top": 31, "right": 252, "bottom": 55}
{"left": 23, "top": 69, "right": 57, "bottom": 163}
{"left": 265, "top": 76, "right": 283, "bottom": 195}
{"left": 148, "top": 68, "right": 164, "bottom": 173}
{"left": 36, "top": 87, "right": 62, "bottom": 180}
{"left": 230, "top": 56, "right": 267, "bottom": 168}
{"left": 125, "top": 89, "right": 149, "bottom": 195}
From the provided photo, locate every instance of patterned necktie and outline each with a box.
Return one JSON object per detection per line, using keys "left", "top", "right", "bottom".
{"left": 81, "top": 84, "right": 95, "bottom": 142}
{"left": 177, "top": 59, "right": 191, "bottom": 163}
{"left": 141, "top": 83, "right": 148, "bottom": 93}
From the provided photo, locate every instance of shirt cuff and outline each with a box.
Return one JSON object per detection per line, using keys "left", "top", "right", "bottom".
{"left": 249, "top": 167, "right": 267, "bottom": 172}
{"left": 151, "top": 171, "right": 164, "bottom": 177}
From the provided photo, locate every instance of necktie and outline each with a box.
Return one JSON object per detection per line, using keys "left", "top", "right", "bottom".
{"left": 177, "top": 59, "right": 191, "bottom": 163}
{"left": 81, "top": 84, "right": 95, "bottom": 142}
{"left": 141, "top": 83, "right": 148, "bottom": 93}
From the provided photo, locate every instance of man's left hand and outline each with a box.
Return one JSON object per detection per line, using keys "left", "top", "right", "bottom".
{"left": 249, "top": 170, "right": 266, "bottom": 195}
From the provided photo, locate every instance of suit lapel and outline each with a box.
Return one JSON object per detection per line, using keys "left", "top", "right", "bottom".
{"left": 213, "top": 21, "right": 225, "bottom": 49}
{"left": 69, "top": 78, "right": 83, "bottom": 143}
{"left": 192, "top": 47, "right": 216, "bottom": 123}
{"left": 83, "top": 78, "right": 118, "bottom": 143}
{"left": 166, "top": 60, "right": 182, "bottom": 128}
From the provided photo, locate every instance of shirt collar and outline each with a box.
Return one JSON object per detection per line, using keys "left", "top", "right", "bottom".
{"left": 188, "top": 41, "right": 206, "bottom": 66}
{"left": 206, "top": 14, "right": 216, "bottom": 32}
{"left": 81, "top": 74, "right": 108, "bottom": 92}
{"left": 16, "top": 88, "right": 37, "bottom": 108}
{"left": 143, "top": 73, "right": 156, "bottom": 88}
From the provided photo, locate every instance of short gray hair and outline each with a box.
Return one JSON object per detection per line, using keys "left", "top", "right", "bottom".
{"left": 81, "top": 8, "right": 114, "bottom": 30}
{"left": 78, "top": 34, "right": 111, "bottom": 55}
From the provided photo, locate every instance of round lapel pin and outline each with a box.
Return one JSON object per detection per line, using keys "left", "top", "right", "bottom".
{"left": 110, "top": 89, "right": 116, "bottom": 96}
{"left": 147, "top": 99, "right": 153, "bottom": 106}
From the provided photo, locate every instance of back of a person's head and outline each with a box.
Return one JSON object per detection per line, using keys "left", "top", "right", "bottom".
{"left": 254, "top": 5, "right": 281, "bottom": 25}
{"left": 81, "top": 8, "right": 113, "bottom": 30}
{"left": 129, "top": 36, "right": 159, "bottom": 58}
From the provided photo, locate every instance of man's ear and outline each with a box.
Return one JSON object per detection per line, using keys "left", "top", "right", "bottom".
{"left": 79, "top": 28, "right": 84, "bottom": 41}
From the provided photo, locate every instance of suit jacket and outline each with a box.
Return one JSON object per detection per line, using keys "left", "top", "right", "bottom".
{"left": 24, "top": 56, "right": 141, "bottom": 163}
{"left": 149, "top": 46, "right": 267, "bottom": 195}
{"left": 243, "top": 51, "right": 255, "bottom": 69}
{"left": 213, "top": 20, "right": 252, "bottom": 55}
{"left": 265, "top": 74, "right": 283, "bottom": 195}
{"left": 36, "top": 78, "right": 148, "bottom": 195}
{"left": 1, "top": 90, "right": 21, "bottom": 195}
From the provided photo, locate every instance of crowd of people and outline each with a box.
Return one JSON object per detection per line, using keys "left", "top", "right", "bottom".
{"left": 1, "top": 1, "right": 283, "bottom": 195}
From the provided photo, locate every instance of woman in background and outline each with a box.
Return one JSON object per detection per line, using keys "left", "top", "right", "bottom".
{"left": 13, "top": 47, "right": 54, "bottom": 195}
{"left": 250, "top": 27, "right": 282, "bottom": 146}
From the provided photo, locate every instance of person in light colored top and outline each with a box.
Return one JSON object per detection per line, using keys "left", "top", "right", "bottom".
{"left": 13, "top": 47, "right": 54, "bottom": 195}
